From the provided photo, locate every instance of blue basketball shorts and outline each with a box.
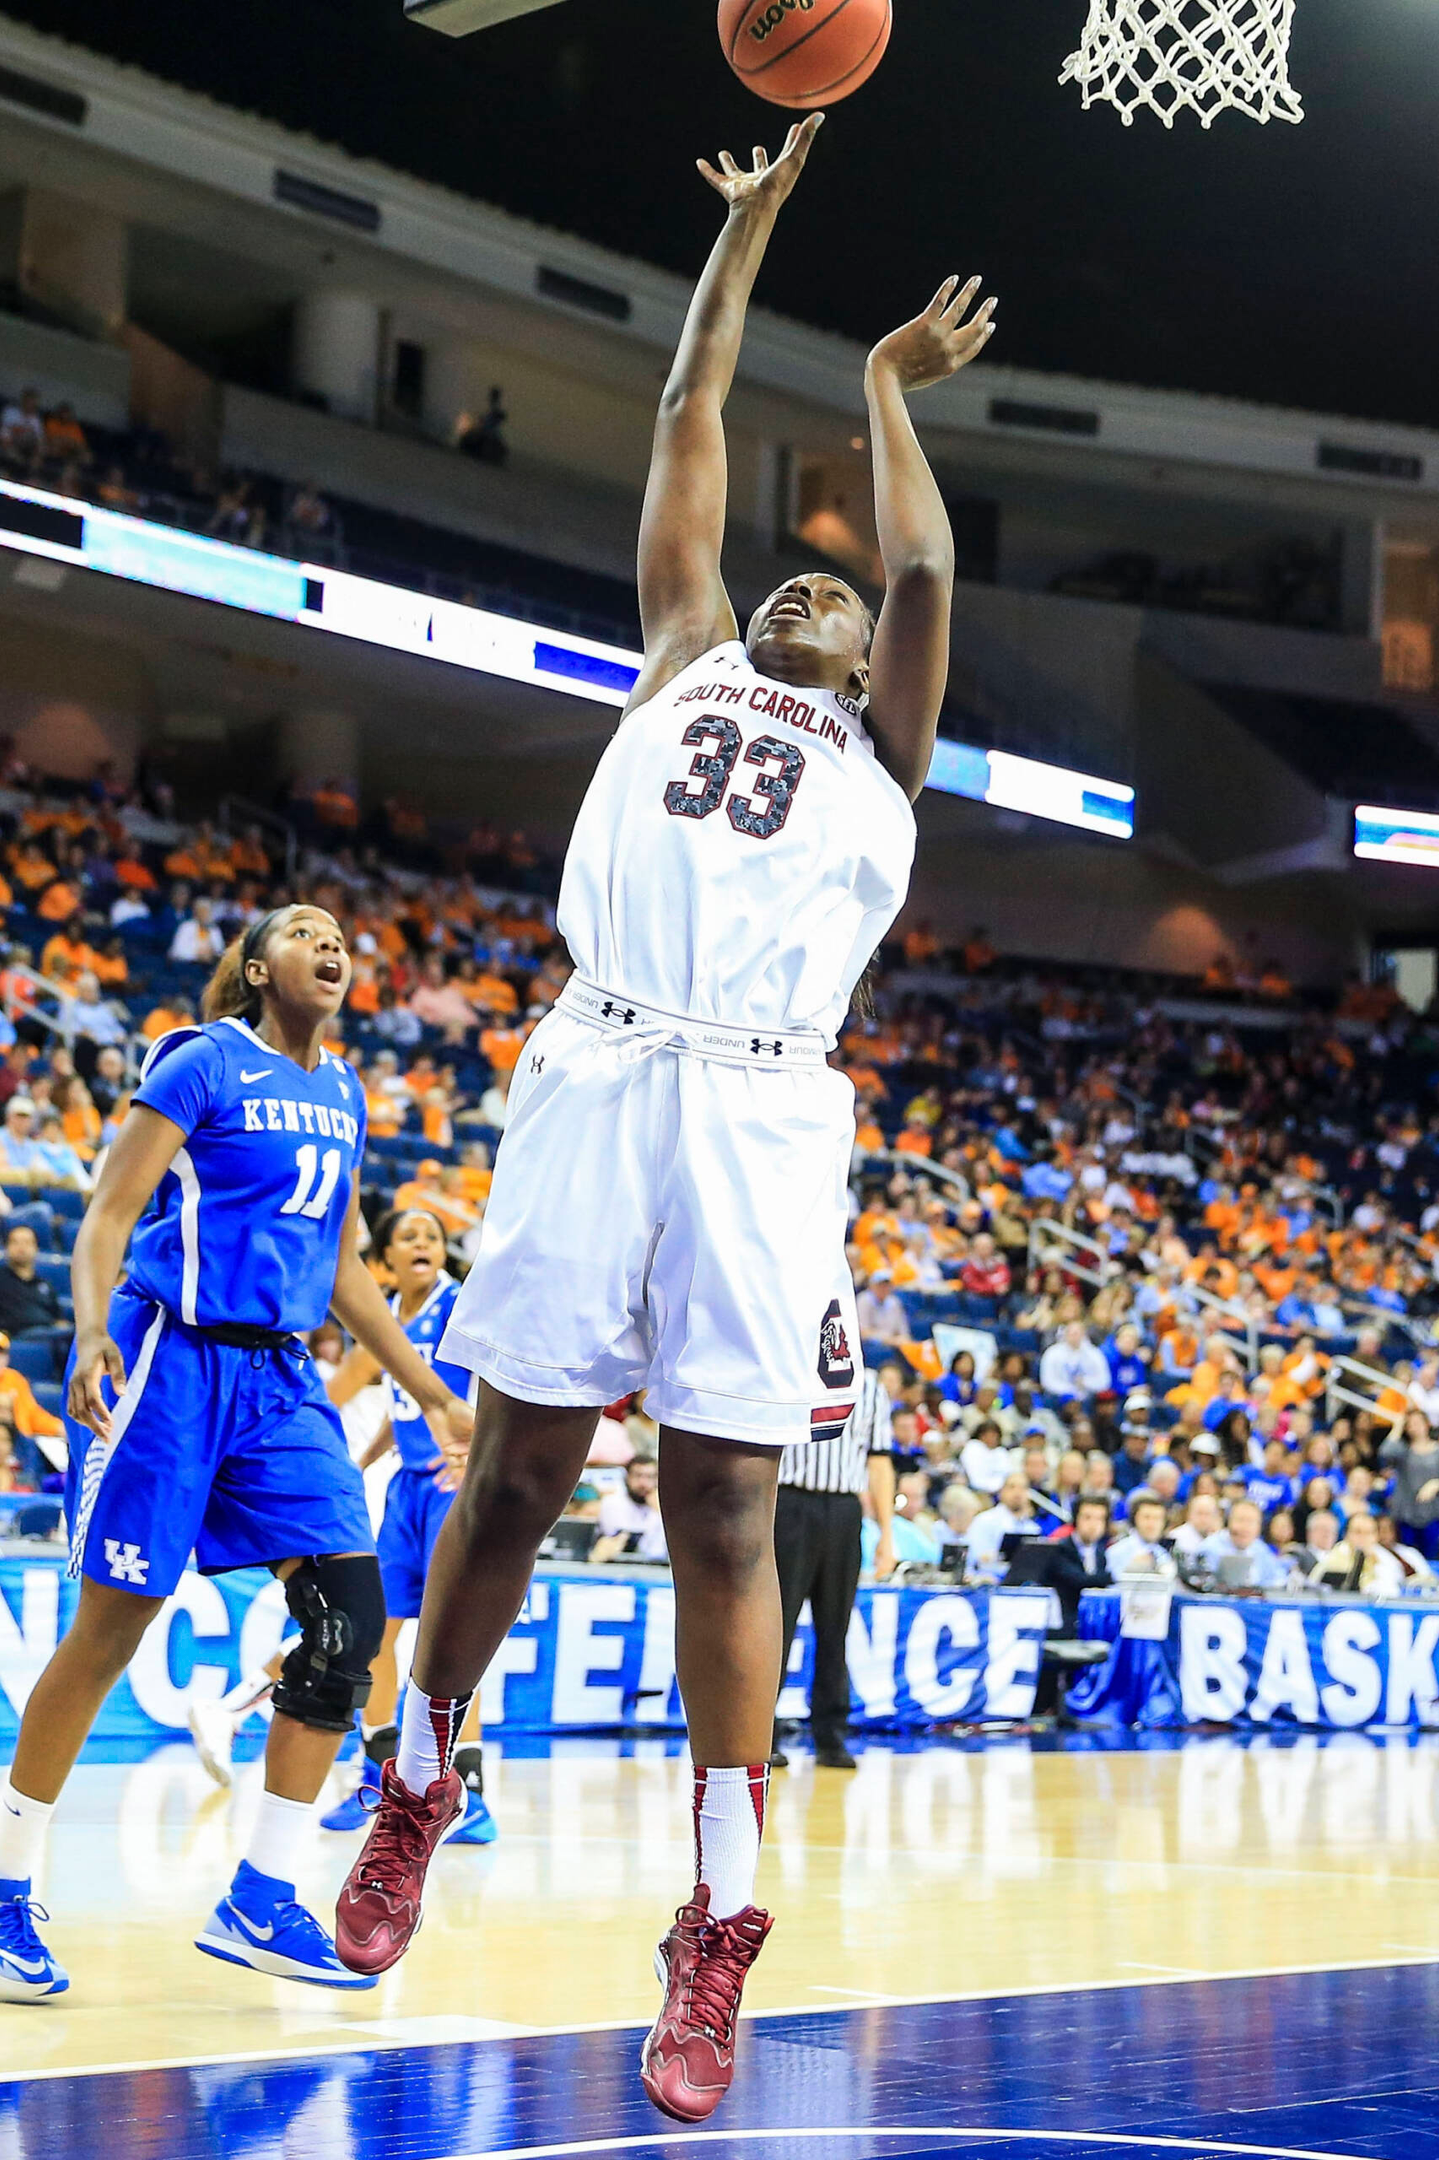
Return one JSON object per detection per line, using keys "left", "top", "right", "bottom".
{"left": 375, "top": 1465, "right": 454, "bottom": 1620}
{"left": 64, "top": 1287, "right": 375, "bottom": 1598}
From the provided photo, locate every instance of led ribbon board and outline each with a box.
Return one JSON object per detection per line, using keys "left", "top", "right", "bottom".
{"left": 0, "top": 478, "right": 640, "bottom": 709}
{"left": 927, "top": 735, "right": 1134, "bottom": 838}
{"left": 1354, "top": 804, "right": 1439, "bottom": 868}
{"left": 0, "top": 477, "right": 1137, "bottom": 824}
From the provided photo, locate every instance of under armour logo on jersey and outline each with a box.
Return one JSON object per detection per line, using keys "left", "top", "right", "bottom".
{"left": 602, "top": 1002, "right": 637, "bottom": 1024}
{"left": 531, "top": 1054, "right": 545, "bottom": 1074}
{"left": 103, "top": 1539, "right": 149, "bottom": 1585}
{"left": 751, "top": 1038, "right": 784, "bottom": 1057}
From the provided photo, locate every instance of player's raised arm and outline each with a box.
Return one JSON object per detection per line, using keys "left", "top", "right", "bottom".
{"left": 625, "top": 113, "right": 824, "bottom": 715}
{"left": 864, "top": 275, "right": 997, "bottom": 799}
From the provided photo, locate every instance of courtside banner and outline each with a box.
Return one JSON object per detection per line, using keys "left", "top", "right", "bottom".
{"left": 1071, "top": 1588, "right": 1439, "bottom": 1731}
{"left": 0, "top": 1559, "right": 1048, "bottom": 1743}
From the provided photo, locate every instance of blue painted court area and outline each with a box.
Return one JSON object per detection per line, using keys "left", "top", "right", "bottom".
{"left": 3, "top": 1962, "right": 1436, "bottom": 2159}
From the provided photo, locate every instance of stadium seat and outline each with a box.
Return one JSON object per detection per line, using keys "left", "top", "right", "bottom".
{"left": 7, "top": 1338, "right": 59, "bottom": 1382}
{"left": 44, "top": 1190, "right": 87, "bottom": 1222}
{"left": 31, "top": 1381, "right": 64, "bottom": 1420}
{"left": 35, "top": 1257, "right": 70, "bottom": 1294}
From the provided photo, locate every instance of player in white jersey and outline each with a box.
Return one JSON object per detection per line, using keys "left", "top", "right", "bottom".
{"left": 337, "top": 114, "right": 996, "bottom": 2117}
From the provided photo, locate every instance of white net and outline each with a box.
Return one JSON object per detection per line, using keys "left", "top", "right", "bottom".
{"left": 1061, "top": 0, "right": 1304, "bottom": 127}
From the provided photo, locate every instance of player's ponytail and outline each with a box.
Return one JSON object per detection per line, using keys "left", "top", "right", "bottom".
{"left": 202, "top": 908, "right": 286, "bottom": 1023}
{"left": 202, "top": 937, "right": 256, "bottom": 1022}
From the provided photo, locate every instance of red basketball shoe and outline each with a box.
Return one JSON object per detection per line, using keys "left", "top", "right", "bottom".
{"left": 639, "top": 1884, "right": 773, "bottom": 2122}
{"left": 333, "top": 1760, "right": 463, "bottom": 1975}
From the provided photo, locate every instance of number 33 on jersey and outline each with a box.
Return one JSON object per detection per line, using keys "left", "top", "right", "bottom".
{"left": 558, "top": 640, "right": 916, "bottom": 1045}
{"left": 127, "top": 1017, "right": 367, "bottom": 1333}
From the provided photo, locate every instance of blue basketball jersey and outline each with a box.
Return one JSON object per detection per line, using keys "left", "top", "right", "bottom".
{"left": 128, "top": 1017, "right": 367, "bottom": 1333}
{"left": 386, "top": 1274, "right": 474, "bottom": 1469}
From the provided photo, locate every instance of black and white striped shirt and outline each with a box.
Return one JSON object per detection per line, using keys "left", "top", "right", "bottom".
{"left": 779, "top": 1369, "right": 893, "bottom": 1496}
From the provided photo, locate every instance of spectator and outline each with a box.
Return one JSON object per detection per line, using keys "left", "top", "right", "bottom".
{"left": 1038, "top": 1320, "right": 1112, "bottom": 1403}
{"left": 1107, "top": 1491, "right": 1177, "bottom": 1576}
{"left": 408, "top": 956, "right": 480, "bottom": 1042}
{"left": 935, "top": 1482, "right": 985, "bottom": 1559}
{"left": 458, "top": 385, "right": 509, "bottom": 466}
{"left": 0, "top": 1224, "right": 63, "bottom": 1340}
{"left": 0, "top": 1099, "right": 70, "bottom": 1191}
{"left": 0, "top": 1330, "right": 64, "bottom": 1462}
{"left": 42, "top": 402, "right": 90, "bottom": 465}
{"left": 1198, "top": 1497, "right": 1289, "bottom": 1588}
{"left": 856, "top": 1268, "right": 908, "bottom": 1349}
{"left": 1112, "top": 1424, "right": 1153, "bottom": 1498}
{"left": 0, "top": 387, "right": 44, "bottom": 469}
{"left": 169, "top": 896, "right": 225, "bottom": 964}
{"left": 959, "top": 1232, "right": 1010, "bottom": 1303}
{"left": 1376, "top": 1512, "right": 1435, "bottom": 1583}
{"left": 1378, "top": 1410, "right": 1439, "bottom": 1561}
{"left": 1172, "top": 1492, "right": 1223, "bottom": 1557}
{"left": 959, "top": 1417, "right": 1014, "bottom": 1496}
{"left": 1315, "top": 1509, "right": 1404, "bottom": 1599}
{"left": 966, "top": 1470, "right": 1040, "bottom": 1568}
{"left": 592, "top": 1455, "right": 667, "bottom": 1563}
{"left": 1045, "top": 1494, "right": 1114, "bottom": 1625}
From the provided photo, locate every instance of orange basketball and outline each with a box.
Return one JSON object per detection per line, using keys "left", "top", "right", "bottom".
{"left": 718, "top": 0, "right": 892, "bottom": 107}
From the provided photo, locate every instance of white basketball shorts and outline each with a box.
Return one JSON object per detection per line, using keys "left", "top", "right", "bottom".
{"left": 438, "top": 987, "right": 862, "bottom": 1445}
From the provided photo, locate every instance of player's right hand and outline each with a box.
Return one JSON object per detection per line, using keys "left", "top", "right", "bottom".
{"left": 68, "top": 1332, "right": 127, "bottom": 1438}
{"left": 698, "top": 112, "right": 824, "bottom": 217}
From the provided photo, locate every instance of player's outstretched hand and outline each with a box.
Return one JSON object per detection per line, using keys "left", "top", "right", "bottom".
{"left": 68, "top": 1331, "right": 126, "bottom": 1438}
{"left": 868, "top": 275, "right": 996, "bottom": 394}
{"left": 697, "top": 112, "right": 824, "bottom": 217}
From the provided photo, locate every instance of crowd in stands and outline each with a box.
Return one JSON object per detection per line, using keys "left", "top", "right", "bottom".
{"left": 3, "top": 748, "right": 1439, "bottom": 1632}
{"left": 0, "top": 375, "right": 636, "bottom": 647}
{"left": 835, "top": 923, "right": 1439, "bottom": 1600}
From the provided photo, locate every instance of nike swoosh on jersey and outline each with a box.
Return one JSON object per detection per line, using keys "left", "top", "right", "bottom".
{"left": 239, "top": 1068, "right": 274, "bottom": 1082}
{"left": 223, "top": 1906, "right": 275, "bottom": 1942}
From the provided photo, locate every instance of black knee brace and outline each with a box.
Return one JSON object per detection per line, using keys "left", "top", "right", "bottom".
{"left": 271, "top": 1554, "right": 386, "bottom": 1734}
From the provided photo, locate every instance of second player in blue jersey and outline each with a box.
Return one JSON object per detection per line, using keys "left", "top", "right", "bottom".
{"left": 322, "top": 1207, "right": 495, "bottom": 1844}
{"left": 0, "top": 906, "right": 474, "bottom": 2006}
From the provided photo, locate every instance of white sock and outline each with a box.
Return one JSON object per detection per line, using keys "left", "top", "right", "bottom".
{"left": 220, "top": 1668, "right": 274, "bottom": 1717}
{"left": 693, "top": 1764, "right": 768, "bottom": 1920}
{"left": 396, "top": 1686, "right": 472, "bottom": 1798}
{"left": 243, "top": 1790, "right": 313, "bottom": 1887}
{"left": 0, "top": 1783, "right": 55, "bottom": 1886}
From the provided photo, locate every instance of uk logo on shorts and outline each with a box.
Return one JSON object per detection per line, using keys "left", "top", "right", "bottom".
{"left": 103, "top": 1539, "right": 150, "bottom": 1585}
{"left": 817, "top": 1298, "right": 855, "bottom": 1390}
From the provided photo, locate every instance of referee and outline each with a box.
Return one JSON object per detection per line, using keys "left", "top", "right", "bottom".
{"left": 771, "top": 1365, "right": 896, "bottom": 1771}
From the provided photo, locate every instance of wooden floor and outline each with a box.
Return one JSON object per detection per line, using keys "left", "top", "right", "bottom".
{"left": 5, "top": 1728, "right": 1439, "bottom": 2084}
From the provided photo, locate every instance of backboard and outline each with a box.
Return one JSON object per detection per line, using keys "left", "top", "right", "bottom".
{"left": 404, "top": 0, "right": 568, "bottom": 36}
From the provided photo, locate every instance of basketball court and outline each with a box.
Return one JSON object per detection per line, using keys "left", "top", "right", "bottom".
{"left": 2, "top": 1727, "right": 1435, "bottom": 2155}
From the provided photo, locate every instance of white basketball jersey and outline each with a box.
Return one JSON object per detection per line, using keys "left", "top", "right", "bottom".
{"left": 557, "top": 641, "right": 916, "bottom": 1044}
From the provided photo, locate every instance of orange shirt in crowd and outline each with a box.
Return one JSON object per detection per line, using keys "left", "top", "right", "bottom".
{"left": 40, "top": 933, "right": 95, "bottom": 984}
{"left": 36, "top": 881, "right": 81, "bottom": 923}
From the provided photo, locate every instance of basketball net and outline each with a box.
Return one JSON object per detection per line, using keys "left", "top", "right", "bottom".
{"left": 1061, "top": 0, "right": 1303, "bottom": 126}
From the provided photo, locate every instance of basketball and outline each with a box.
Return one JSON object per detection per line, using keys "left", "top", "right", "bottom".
{"left": 718, "top": 0, "right": 892, "bottom": 107}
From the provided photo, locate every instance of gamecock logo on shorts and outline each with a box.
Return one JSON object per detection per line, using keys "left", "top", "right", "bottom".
{"left": 817, "top": 1298, "right": 855, "bottom": 1390}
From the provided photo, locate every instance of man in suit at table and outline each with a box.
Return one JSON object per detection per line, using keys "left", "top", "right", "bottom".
{"left": 1044, "top": 1495, "right": 1115, "bottom": 1630}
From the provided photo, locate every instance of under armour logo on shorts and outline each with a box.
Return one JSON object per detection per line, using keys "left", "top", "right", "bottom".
{"left": 751, "top": 1038, "right": 784, "bottom": 1056}
{"left": 103, "top": 1539, "right": 150, "bottom": 1585}
{"left": 602, "top": 1002, "right": 637, "bottom": 1024}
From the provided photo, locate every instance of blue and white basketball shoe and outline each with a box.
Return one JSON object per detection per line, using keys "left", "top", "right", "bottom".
{"left": 320, "top": 1755, "right": 381, "bottom": 1833}
{"left": 195, "top": 1859, "right": 377, "bottom": 1988}
{"left": 0, "top": 1880, "right": 68, "bottom": 2001}
{"left": 450, "top": 1787, "right": 498, "bottom": 1845}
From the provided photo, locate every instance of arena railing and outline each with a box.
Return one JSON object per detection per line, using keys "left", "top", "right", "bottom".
{"left": 218, "top": 795, "right": 298, "bottom": 883}
{"left": 1028, "top": 1217, "right": 1111, "bottom": 1290}
{"left": 1325, "top": 1353, "right": 1404, "bottom": 1429}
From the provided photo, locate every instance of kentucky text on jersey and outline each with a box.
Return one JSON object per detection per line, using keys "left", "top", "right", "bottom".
{"left": 673, "top": 678, "right": 850, "bottom": 749}
{"left": 127, "top": 1017, "right": 367, "bottom": 1333}
{"left": 241, "top": 1096, "right": 361, "bottom": 1145}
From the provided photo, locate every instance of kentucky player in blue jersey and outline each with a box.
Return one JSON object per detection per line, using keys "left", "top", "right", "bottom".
{"left": 0, "top": 905, "right": 473, "bottom": 2002}
{"left": 320, "top": 1207, "right": 495, "bottom": 1844}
